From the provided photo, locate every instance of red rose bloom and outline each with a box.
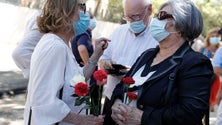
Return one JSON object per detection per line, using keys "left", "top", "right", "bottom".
{"left": 122, "top": 77, "right": 135, "bottom": 85}
{"left": 93, "top": 70, "right": 107, "bottom": 81}
{"left": 127, "top": 92, "right": 137, "bottom": 100}
{"left": 74, "top": 82, "right": 89, "bottom": 96}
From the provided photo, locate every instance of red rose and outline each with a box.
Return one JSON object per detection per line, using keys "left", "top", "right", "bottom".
{"left": 93, "top": 70, "right": 107, "bottom": 81}
{"left": 74, "top": 82, "right": 89, "bottom": 96}
{"left": 127, "top": 92, "right": 137, "bottom": 100}
{"left": 96, "top": 79, "right": 107, "bottom": 86}
{"left": 122, "top": 77, "right": 135, "bottom": 85}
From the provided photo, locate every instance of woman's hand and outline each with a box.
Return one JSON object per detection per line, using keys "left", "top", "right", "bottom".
{"left": 76, "top": 115, "right": 104, "bottom": 125}
{"left": 94, "top": 37, "right": 110, "bottom": 57}
{"left": 111, "top": 99, "right": 143, "bottom": 125}
{"left": 63, "top": 112, "right": 104, "bottom": 125}
{"left": 111, "top": 99, "right": 127, "bottom": 125}
{"left": 121, "top": 105, "right": 143, "bottom": 125}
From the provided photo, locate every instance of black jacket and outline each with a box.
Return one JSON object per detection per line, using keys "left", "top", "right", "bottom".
{"left": 111, "top": 42, "right": 214, "bottom": 125}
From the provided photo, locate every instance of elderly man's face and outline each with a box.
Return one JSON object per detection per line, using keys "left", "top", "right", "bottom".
{"left": 123, "top": 0, "right": 151, "bottom": 23}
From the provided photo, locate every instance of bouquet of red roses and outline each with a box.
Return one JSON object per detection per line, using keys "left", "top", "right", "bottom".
{"left": 122, "top": 77, "right": 137, "bottom": 105}
{"left": 72, "top": 70, "right": 107, "bottom": 116}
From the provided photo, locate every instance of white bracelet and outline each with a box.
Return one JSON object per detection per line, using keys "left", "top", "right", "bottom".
{"left": 88, "top": 60, "right": 97, "bottom": 66}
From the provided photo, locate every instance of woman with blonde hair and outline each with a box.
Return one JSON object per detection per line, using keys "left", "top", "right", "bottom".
{"left": 23, "top": 0, "right": 109, "bottom": 124}
{"left": 200, "top": 27, "right": 221, "bottom": 59}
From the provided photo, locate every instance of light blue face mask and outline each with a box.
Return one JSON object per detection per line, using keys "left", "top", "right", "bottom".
{"left": 88, "top": 18, "right": 97, "bottom": 30}
{"left": 73, "top": 11, "right": 90, "bottom": 36}
{"left": 209, "top": 37, "right": 220, "bottom": 45}
{"left": 150, "top": 18, "right": 177, "bottom": 42}
{"left": 129, "top": 20, "right": 146, "bottom": 33}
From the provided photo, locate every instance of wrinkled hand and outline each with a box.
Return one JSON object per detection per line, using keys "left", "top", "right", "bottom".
{"left": 111, "top": 99, "right": 128, "bottom": 125}
{"left": 111, "top": 99, "right": 143, "bottom": 125}
{"left": 120, "top": 105, "right": 143, "bottom": 125}
{"left": 98, "top": 59, "right": 115, "bottom": 71}
{"left": 80, "top": 115, "right": 104, "bottom": 125}
{"left": 94, "top": 37, "right": 110, "bottom": 57}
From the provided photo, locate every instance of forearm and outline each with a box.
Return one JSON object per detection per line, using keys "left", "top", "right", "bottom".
{"left": 214, "top": 67, "right": 222, "bottom": 76}
{"left": 63, "top": 111, "right": 81, "bottom": 124}
{"left": 83, "top": 53, "right": 100, "bottom": 80}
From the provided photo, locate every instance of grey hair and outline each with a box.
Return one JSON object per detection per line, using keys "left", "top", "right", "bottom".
{"left": 122, "top": 0, "right": 152, "bottom": 8}
{"left": 159, "top": 0, "right": 203, "bottom": 41}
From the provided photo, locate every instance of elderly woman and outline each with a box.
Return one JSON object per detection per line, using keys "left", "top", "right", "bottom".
{"left": 110, "top": 0, "right": 214, "bottom": 125}
{"left": 23, "top": 0, "right": 109, "bottom": 125}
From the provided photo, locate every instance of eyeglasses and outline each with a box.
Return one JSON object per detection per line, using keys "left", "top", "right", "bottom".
{"left": 154, "top": 11, "right": 174, "bottom": 20}
{"left": 123, "top": 7, "right": 147, "bottom": 21}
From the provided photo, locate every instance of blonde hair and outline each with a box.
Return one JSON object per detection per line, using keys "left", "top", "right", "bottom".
{"left": 37, "top": 0, "right": 78, "bottom": 33}
{"left": 204, "top": 27, "right": 221, "bottom": 47}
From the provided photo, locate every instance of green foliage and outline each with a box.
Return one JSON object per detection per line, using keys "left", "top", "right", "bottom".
{"left": 103, "top": 0, "right": 222, "bottom": 35}
{"left": 105, "top": 0, "right": 124, "bottom": 23}
{"left": 196, "top": 0, "right": 222, "bottom": 36}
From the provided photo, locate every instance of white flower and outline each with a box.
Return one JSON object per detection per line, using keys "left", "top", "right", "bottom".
{"left": 70, "top": 74, "right": 85, "bottom": 86}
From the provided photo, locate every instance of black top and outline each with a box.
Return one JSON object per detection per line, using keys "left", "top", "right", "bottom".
{"left": 111, "top": 42, "right": 214, "bottom": 125}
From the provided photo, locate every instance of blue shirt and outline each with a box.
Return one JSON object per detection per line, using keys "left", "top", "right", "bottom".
{"left": 212, "top": 47, "right": 222, "bottom": 68}
{"left": 71, "top": 30, "right": 93, "bottom": 67}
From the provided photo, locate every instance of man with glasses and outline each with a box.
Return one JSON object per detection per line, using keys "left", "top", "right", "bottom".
{"left": 99, "top": 0, "right": 157, "bottom": 124}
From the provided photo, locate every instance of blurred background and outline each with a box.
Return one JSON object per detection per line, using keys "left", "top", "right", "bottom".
{"left": 0, "top": 0, "right": 221, "bottom": 125}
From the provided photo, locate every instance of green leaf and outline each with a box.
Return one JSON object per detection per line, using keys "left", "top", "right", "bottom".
{"left": 75, "top": 97, "right": 86, "bottom": 106}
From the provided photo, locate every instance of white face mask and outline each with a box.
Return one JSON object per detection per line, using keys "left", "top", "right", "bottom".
{"left": 150, "top": 18, "right": 178, "bottom": 42}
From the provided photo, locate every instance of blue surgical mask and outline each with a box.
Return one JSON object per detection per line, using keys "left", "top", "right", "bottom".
{"left": 88, "top": 18, "right": 97, "bottom": 30}
{"left": 73, "top": 11, "right": 90, "bottom": 36}
{"left": 129, "top": 20, "right": 146, "bottom": 33}
{"left": 150, "top": 18, "right": 175, "bottom": 42}
{"left": 209, "top": 37, "right": 220, "bottom": 45}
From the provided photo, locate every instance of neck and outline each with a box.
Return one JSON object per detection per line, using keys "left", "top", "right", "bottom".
{"left": 56, "top": 31, "right": 73, "bottom": 46}
{"left": 158, "top": 38, "right": 185, "bottom": 57}
{"left": 208, "top": 45, "right": 218, "bottom": 52}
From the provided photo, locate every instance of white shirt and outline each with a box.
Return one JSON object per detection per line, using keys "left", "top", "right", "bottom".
{"left": 100, "top": 24, "right": 158, "bottom": 99}
{"left": 12, "top": 11, "right": 43, "bottom": 78}
{"left": 24, "top": 33, "right": 84, "bottom": 125}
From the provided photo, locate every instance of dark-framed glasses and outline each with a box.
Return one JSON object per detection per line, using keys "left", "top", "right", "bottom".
{"left": 154, "top": 11, "right": 174, "bottom": 20}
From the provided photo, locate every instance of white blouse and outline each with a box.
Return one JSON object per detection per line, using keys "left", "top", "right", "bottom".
{"left": 24, "top": 33, "right": 84, "bottom": 125}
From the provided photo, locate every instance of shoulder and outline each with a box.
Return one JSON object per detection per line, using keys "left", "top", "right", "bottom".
{"left": 38, "top": 34, "right": 67, "bottom": 53}
{"left": 111, "top": 24, "right": 129, "bottom": 34}
{"left": 215, "top": 47, "right": 222, "bottom": 54}
{"left": 181, "top": 49, "right": 212, "bottom": 70}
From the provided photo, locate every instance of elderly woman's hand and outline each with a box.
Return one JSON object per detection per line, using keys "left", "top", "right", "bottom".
{"left": 94, "top": 37, "right": 110, "bottom": 57}
{"left": 111, "top": 99, "right": 128, "bottom": 125}
{"left": 111, "top": 99, "right": 143, "bottom": 125}
{"left": 121, "top": 104, "right": 143, "bottom": 125}
{"left": 77, "top": 115, "right": 104, "bottom": 125}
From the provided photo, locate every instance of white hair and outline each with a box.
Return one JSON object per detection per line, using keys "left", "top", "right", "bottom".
{"left": 122, "top": 0, "right": 152, "bottom": 8}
